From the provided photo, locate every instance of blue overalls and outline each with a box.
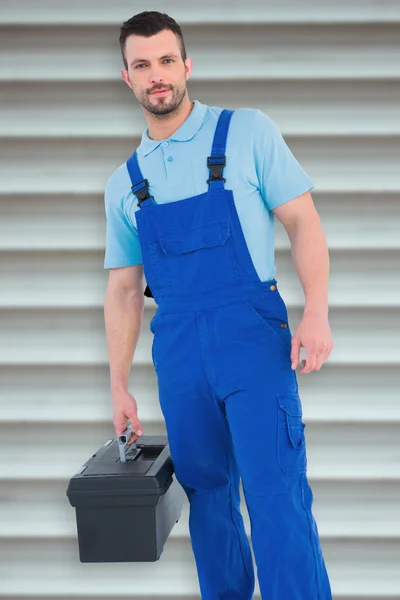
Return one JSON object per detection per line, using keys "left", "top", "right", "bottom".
{"left": 126, "top": 109, "right": 332, "bottom": 599}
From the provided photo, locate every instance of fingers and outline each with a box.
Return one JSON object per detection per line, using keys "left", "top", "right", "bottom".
{"left": 315, "top": 344, "right": 332, "bottom": 370}
{"left": 114, "top": 415, "right": 142, "bottom": 446}
{"left": 323, "top": 343, "right": 334, "bottom": 363}
{"left": 291, "top": 337, "right": 301, "bottom": 370}
{"left": 314, "top": 354, "right": 325, "bottom": 371}
{"left": 300, "top": 352, "right": 317, "bottom": 374}
{"left": 127, "top": 414, "right": 144, "bottom": 446}
{"left": 299, "top": 343, "right": 334, "bottom": 374}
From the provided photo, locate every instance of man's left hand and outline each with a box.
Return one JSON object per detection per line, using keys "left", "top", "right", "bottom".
{"left": 290, "top": 313, "right": 334, "bottom": 374}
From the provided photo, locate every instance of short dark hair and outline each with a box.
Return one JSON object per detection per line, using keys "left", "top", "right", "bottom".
{"left": 119, "top": 11, "right": 187, "bottom": 70}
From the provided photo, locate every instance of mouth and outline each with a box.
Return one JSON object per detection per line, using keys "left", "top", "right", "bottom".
{"left": 150, "top": 89, "right": 171, "bottom": 96}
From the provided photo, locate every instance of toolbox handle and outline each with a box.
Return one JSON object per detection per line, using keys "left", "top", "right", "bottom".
{"left": 118, "top": 426, "right": 137, "bottom": 463}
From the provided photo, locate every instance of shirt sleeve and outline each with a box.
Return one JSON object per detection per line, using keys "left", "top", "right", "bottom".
{"left": 253, "top": 110, "right": 315, "bottom": 210}
{"left": 103, "top": 176, "right": 143, "bottom": 269}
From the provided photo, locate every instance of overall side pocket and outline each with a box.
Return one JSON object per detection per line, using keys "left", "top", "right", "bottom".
{"left": 276, "top": 392, "right": 307, "bottom": 475}
{"left": 244, "top": 296, "right": 292, "bottom": 352}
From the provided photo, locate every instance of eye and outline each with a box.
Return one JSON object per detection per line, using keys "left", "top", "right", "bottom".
{"left": 163, "top": 59, "right": 174, "bottom": 64}
{"left": 135, "top": 64, "right": 145, "bottom": 69}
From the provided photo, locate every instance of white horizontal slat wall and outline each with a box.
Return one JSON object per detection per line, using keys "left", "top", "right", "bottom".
{"left": 1, "top": 1, "right": 399, "bottom": 598}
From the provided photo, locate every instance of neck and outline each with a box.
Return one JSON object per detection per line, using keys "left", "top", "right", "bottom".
{"left": 145, "top": 97, "right": 194, "bottom": 141}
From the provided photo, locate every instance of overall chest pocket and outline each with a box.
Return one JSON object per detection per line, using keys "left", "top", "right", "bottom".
{"left": 151, "top": 220, "right": 239, "bottom": 294}
{"left": 159, "top": 220, "right": 230, "bottom": 254}
{"left": 276, "top": 392, "right": 307, "bottom": 475}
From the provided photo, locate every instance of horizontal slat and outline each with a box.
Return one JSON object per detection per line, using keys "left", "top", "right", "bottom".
{"left": 0, "top": 307, "right": 153, "bottom": 366}
{"left": 2, "top": 137, "right": 400, "bottom": 193}
{"left": 276, "top": 249, "right": 400, "bottom": 306}
{"left": 1, "top": 538, "right": 400, "bottom": 596}
{"left": 0, "top": 596, "right": 208, "bottom": 600}
{"left": 0, "top": 195, "right": 105, "bottom": 251}
{"left": 1, "top": 194, "right": 400, "bottom": 252}
{"left": 1, "top": 80, "right": 399, "bottom": 137}
{"left": 0, "top": 597, "right": 204, "bottom": 600}
{"left": 278, "top": 194, "right": 400, "bottom": 250}
{"left": 1, "top": 25, "right": 400, "bottom": 82}
{"left": 1, "top": 479, "right": 400, "bottom": 538}
{"left": 0, "top": 306, "right": 398, "bottom": 365}
{"left": 0, "top": 364, "right": 398, "bottom": 423}
{"left": 0, "top": 421, "right": 400, "bottom": 480}
{"left": 0, "top": 364, "right": 162, "bottom": 423}
{"left": 0, "top": 597, "right": 396, "bottom": 600}
{"left": 0, "top": 248, "right": 399, "bottom": 307}
{"left": 0, "top": 538, "right": 201, "bottom": 595}
{"left": 0, "top": 421, "right": 167, "bottom": 480}
{"left": 1, "top": 0, "right": 400, "bottom": 24}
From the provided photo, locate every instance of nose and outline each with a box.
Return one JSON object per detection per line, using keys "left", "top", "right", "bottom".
{"left": 149, "top": 68, "right": 164, "bottom": 85}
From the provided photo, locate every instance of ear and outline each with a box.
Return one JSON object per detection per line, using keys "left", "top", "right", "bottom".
{"left": 184, "top": 57, "right": 193, "bottom": 80}
{"left": 121, "top": 69, "right": 133, "bottom": 89}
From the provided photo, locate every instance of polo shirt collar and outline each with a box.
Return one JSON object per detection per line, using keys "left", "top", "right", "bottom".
{"left": 140, "top": 99, "right": 207, "bottom": 157}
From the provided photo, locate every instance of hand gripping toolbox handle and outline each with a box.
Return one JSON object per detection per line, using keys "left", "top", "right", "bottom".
{"left": 118, "top": 426, "right": 136, "bottom": 463}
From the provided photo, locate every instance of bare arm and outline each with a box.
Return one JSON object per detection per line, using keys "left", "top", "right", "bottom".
{"left": 104, "top": 264, "right": 146, "bottom": 440}
{"left": 273, "top": 191, "right": 329, "bottom": 317}
{"left": 273, "top": 191, "right": 333, "bottom": 373}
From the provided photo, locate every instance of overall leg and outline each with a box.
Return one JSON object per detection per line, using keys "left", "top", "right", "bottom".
{"left": 227, "top": 387, "right": 332, "bottom": 599}
{"left": 152, "top": 311, "right": 255, "bottom": 600}
{"left": 214, "top": 301, "right": 333, "bottom": 599}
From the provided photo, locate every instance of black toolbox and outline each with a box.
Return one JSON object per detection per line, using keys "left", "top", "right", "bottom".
{"left": 66, "top": 431, "right": 184, "bottom": 562}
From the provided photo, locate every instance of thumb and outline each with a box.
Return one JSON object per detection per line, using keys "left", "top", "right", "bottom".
{"left": 130, "top": 414, "right": 143, "bottom": 437}
{"left": 291, "top": 337, "right": 301, "bottom": 370}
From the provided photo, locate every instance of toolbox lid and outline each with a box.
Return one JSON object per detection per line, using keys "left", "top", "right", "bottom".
{"left": 66, "top": 435, "right": 174, "bottom": 504}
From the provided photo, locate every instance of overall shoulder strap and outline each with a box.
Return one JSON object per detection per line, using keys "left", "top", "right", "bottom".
{"left": 126, "top": 151, "right": 152, "bottom": 207}
{"left": 207, "top": 109, "right": 235, "bottom": 191}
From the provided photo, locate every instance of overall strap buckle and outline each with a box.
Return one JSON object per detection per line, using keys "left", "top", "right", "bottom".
{"left": 207, "top": 155, "right": 226, "bottom": 184}
{"left": 131, "top": 179, "right": 153, "bottom": 207}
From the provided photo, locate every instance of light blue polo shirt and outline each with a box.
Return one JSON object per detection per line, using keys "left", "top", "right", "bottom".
{"left": 104, "top": 100, "right": 315, "bottom": 280}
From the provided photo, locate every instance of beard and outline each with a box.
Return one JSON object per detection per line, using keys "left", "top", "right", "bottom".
{"left": 136, "top": 82, "right": 187, "bottom": 117}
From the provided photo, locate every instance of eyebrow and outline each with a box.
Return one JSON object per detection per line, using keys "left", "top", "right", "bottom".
{"left": 130, "top": 54, "right": 179, "bottom": 67}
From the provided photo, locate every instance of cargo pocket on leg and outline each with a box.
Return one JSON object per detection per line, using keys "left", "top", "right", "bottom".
{"left": 277, "top": 392, "right": 307, "bottom": 475}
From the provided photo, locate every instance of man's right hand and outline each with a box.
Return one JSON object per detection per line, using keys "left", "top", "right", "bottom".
{"left": 112, "top": 389, "right": 144, "bottom": 446}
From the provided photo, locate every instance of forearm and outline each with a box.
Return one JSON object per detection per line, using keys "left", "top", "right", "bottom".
{"left": 287, "top": 213, "right": 330, "bottom": 317}
{"left": 104, "top": 287, "right": 144, "bottom": 393}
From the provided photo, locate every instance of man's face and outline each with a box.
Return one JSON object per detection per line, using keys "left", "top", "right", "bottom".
{"left": 121, "top": 29, "right": 192, "bottom": 116}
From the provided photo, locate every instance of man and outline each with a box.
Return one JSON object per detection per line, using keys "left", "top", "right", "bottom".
{"left": 104, "top": 10, "right": 333, "bottom": 599}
